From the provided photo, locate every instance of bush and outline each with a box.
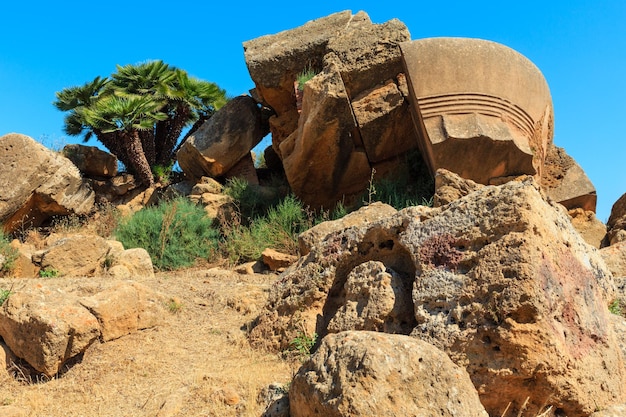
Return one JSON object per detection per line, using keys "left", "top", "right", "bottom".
{"left": 115, "top": 198, "right": 220, "bottom": 271}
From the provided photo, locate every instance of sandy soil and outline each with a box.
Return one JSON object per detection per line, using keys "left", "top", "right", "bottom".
{"left": 0, "top": 268, "right": 299, "bottom": 417}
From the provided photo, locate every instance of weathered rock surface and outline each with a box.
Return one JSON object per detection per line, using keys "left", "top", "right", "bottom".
{"left": 245, "top": 11, "right": 419, "bottom": 209}
{"left": 32, "top": 234, "right": 110, "bottom": 277}
{"left": 601, "top": 241, "right": 626, "bottom": 280}
{"left": 243, "top": 11, "right": 354, "bottom": 115}
{"left": 281, "top": 62, "right": 370, "bottom": 208}
{"left": 262, "top": 248, "right": 297, "bottom": 271}
{"left": 0, "top": 133, "right": 94, "bottom": 233}
{"left": 590, "top": 404, "right": 626, "bottom": 417}
{"left": 568, "top": 207, "right": 607, "bottom": 248}
{"left": 177, "top": 96, "right": 269, "bottom": 181}
{"left": 105, "top": 246, "right": 155, "bottom": 279}
{"left": 289, "top": 331, "right": 488, "bottom": 417}
{"left": 0, "top": 279, "right": 163, "bottom": 376}
{"left": 433, "top": 168, "right": 483, "bottom": 207}
{"left": 400, "top": 38, "right": 553, "bottom": 186}
{"left": 543, "top": 145, "right": 597, "bottom": 212}
{"left": 62, "top": 144, "right": 118, "bottom": 178}
{"left": 251, "top": 174, "right": 625, "bottom": 416}
{"left": 607, "top": 193, "right": 626, "bottom": 246}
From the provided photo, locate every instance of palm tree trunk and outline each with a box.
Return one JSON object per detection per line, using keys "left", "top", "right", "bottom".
{"left": 156, "top": 104, "right": 190, "bottom": 166}
{"left": 120, "top": 130, "right": 154, "bottom": 187}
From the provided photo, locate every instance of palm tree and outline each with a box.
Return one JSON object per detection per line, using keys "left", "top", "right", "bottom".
{"left": 54, "top": 61, "right": 227, "bottom": 186}
{"left": 81, "top": 94, "right": 168, "bottom": 186}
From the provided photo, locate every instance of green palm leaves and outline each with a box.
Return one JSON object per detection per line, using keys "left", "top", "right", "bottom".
{"left": 54, "top": 60, "right": 227, "bottom": 186}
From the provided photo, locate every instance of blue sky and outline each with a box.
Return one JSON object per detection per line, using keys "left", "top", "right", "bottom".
{"left": 1, "top": 1, "right": 624, "bottom": 221}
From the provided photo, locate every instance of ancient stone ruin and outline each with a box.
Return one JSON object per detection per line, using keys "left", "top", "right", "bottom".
{"left": 176, "top": 10, "right": 596, "bottom": 215}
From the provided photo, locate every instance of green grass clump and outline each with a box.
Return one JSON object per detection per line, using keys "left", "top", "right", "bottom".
{"left": 222, "top": 195, "right": 311, "bottom": 265}
{"left": 0, "top": 288, "right": 12, "bottom": 306}
{"left": 0, "top": 232, "right": 18, "bottom": 275}
{"left": 39, "top": 267, "right": 59, "bottom": 278}
{"left": 296, "top": 67, "right": 317, "bottom": 92}
{"left": 115, "top": 198, "right": 220, "bottom": 271}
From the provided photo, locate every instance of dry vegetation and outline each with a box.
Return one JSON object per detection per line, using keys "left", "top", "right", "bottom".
{"left": 0, "top": 269, "right": 299, "bottom": 417}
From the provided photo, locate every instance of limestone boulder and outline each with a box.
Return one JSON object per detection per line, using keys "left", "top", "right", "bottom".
{"left": 107, "top": 247, "right": 155, "bottom": 279}
{"left": 607, "top": 193, "right": 626, "bottom": 246}
{"left": 0, "top": 133, "right": 95, "bottom": 233}
{"left": 0, "top": 278, "right": 163, "bottom": 376}
{"left": 289, "top": 331, "right": 488, "bottom": 417}
{"left": 400, "top": 38, "right": 553, "bottom": 185}
{"left": 32, "top": 234, "right": 110, "bottom": 277}
{"left": 250, "top": 174, "right": 625, "bottom": 416}
{"left": 243, "top": 11, "right": 354, "bottom": 115}
{"left": 433, "top": 168, "right": 483, "bottom": 207}
{"left": 244, "top": 11, "right": 420, "bottom": 208}
{"left": 261, "top": 248, "right": 297, "bottom": 271}
{"left": 0, "top": 283, "right": 101, "bottom": 376}
{"left": 177, "top": 96, "right": 269, "bottom": 181}
{"left": 568, "top": 207, "right": 607, "bottom": 248}
{"left": 281, "top": 63, "right": 370, "bottom": 208}
{"left": 323, "top": 13, "right": 410, "bottom": 99}
{"left": 62, "top": 144, "right": 118, "bottom": 178}
{"left": 326, "top": 260, "right": 414, "bottom": 334}
{"left": 298, "top": 201, "right": 397, "bottom": 255}
{"left": 601, "top": 241, "right": 626, "bottom": 280}
{"left": 79, "top": 281, "right": 162, "bottom": 342}
{"left": 543, "top": 145, "right": 597, "bottom": 212}
{"left": 6, "top": 240, "right": 38, "bottom": 278}
{"left": 351, "top": 76, "right": 418, "bottom": 163}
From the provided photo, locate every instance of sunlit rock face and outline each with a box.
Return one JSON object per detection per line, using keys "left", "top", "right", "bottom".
{"left": 400, "top": 37, "right": 554, "bottom": 186}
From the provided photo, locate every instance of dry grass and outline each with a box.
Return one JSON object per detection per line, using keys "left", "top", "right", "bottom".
{"left": 0, "top": 269, "right": 298, "bottom": 416}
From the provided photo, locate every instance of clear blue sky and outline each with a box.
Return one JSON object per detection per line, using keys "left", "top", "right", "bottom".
{"left": 1, "top": 1, "right": 624, "bottom": 221}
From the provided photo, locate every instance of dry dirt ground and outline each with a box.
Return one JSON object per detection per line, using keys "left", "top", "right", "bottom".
{"left": 0, "top": 268, "right": 300, "bottom": 417}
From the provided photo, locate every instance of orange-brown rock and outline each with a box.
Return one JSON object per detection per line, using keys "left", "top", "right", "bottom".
{"left": 281, "top": 63, "right": 370, "bottom": 208}
{"left": 568, "top": 207, "right": 607, "bottom": 248}
{"left": 0, "top": 133, "right": 94, "bottom": 233}
{"left": 243, "top": 11, "right": 354, "bottom": 116}
{"left": 290, "top": 331, "right": 488, "bottom": 417}
{"left": 177, "top": 96, "right": 268, "bottom": 181}
{"left": 400, "top": 38, "right": 553, "bottom": 186}
{"left": 607, "top": 193, "right": 626, "bottom": 245}
{"left": 62, "top": 144, "right": 118, "bottom": 178}
{"left": 251, "top": 174, "right": 625, "bottom": 416}
{"left": 351, "top": 77, "right": 418, "bottom": 163}
{"left": 0, "top": 278, "right": 163, "bottom": 376}
{"left": 543, "top": 145, "right": 597, "bottom": 212}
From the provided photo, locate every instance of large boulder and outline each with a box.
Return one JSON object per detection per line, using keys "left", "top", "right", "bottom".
{"left": 62, "top": 144, "right": 118, "bottom": 178}
{"left": 244, "top": 11, "right": 419, "bottom": 209}
{"left": 280, "top": 62, "right": 371, "bottom": 208}
{"left": 250, "top": 174, "right": 625, "bottom": 416}
{"left": 177, "top": 96, "right": 269, "bottom": 181}
{"left": 290, "top": 331, "right": 488, "bottom": 417}
{"left": 0, "top": 133, "right": 95, "bottom": 233}
{"left": 0, "top": 279, "right": 163, "bottom": 376}
{"left": 243, "top": 10, "right": 354, "bottom": 116}
{"left": 32, "top": 234, "right": 111, "bottom": 277}
{"left": 400, "top": 38, "right": 553, "bottom": 186}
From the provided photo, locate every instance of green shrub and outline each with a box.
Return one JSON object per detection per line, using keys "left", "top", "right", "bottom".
{"left": 39, "top": 267, "right": 59, "bottom": 278}
{"left": 0, "top": 288, "right": 12, "bottom": 306}
{"left": 221, "top": 195, "right": 311, "bottom": 264}
{"left": 115, "top": 198, "right": 220, "bottom": 271}
{"left": 0, "top": 233, "right": 18, "bottom": 274}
